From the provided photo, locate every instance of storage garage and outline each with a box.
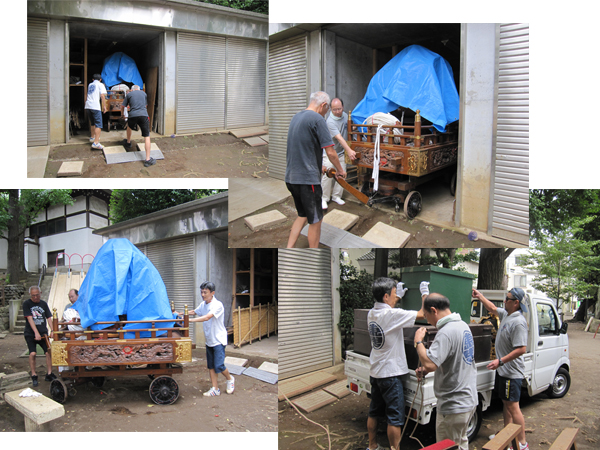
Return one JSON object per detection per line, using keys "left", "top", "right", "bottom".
{"left": 27, "top": 0, "right": 267, "bottom": 146}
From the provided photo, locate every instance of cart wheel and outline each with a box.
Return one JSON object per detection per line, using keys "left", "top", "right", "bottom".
{"left": 50, "top": 379, "right": 68, "bottom": 404}
{"left": 149, "top": 376, "right": 180, "bottom": 405}
{"left": 90, "top": 376, "right": 106, "bottom": 388}
{"left": 450, "top": 172, "right": 457, "bottom": 197}
{"left": 404, "top": 191, "right": 422, "bottom": 220}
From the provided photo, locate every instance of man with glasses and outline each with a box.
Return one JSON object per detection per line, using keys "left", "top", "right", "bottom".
{"left": 472, "top": 288, "right": 530, "bottom": 450}
{"left": 285, "top": 91, "right": 347, "bottom": 248}
{"left": 23, "top": 286, "right": 56, "bottom": 387}
{"left": 321, "top": 98, "right": 357, "bottom": 209}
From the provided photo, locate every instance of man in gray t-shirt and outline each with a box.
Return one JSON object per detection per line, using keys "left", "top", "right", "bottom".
{"left": 473, "top": 288, "right": 530, "bottom": 450}
{"left": 285, "top": 91, "right": 346, "bottom": 248}
{"left": 414, "top": 293, "right": 477, "bottom": 450}
{"left": 121, "top": 85, "right": 156, "bottom": 167}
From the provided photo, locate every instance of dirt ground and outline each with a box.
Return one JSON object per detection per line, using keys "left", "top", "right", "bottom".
{"left": 0, "top": 333, "right": 277, "bottom": 433}
{"left": 278, "top": 320, "right": 600, "bottom": 449}
{"left": 229, "top": 196, "right": 502, "bottom": 249}
{"left": 44, "top": 132, "right": 268, "bottom": 178}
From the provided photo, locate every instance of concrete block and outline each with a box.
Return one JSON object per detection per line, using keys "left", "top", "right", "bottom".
{"left": 0, "top": 333, "right": 6, "bottom": 339}
{"left": 323, "top": 380, "right": 351, "bottom": 399}
{"left": 224, "top": 356, "right": 248, "bottom": 367}
{"left": 257, "top": 362, "right": 278, "bottom": 374}
{"left": 244, "top": 210, "right": 287, "bottom": 232}
{"left": 4, "top": 390, "right": 65, "bottom": 431}
{"left": 57, "top": 161, "right": 83, "bottom": 177}
{"left": 230, "top": 127, "right": 269, "bottom": 138}
{"left": 301, "top": 222, "right": 382, "bottom": 248}
{"left": 105, "top": 149, "right": 164, "bottom": 165}
{"left": 0, "top": 372, "right": 31, "bottom": 388}
{"left": 292, "top": 390, "right": 337, "bottom": 413}
{"left": 102, "top": 145, "right": 126, "bottom": 155}
{"left": 261, "top": 134, "right": 269, "bottom": 143}
{"left": 323, "top": 209, "right": 359, "bottom": 231}
{"left": 135, "top": 142, "right": 161, "bottom": 152}
{"left": 243, "top": 136, "right": 268, "bottom": 147}
{"left": 362, "top": 222, "right": 411, "bottom": 248}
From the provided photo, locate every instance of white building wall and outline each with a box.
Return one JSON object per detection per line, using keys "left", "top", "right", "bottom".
{"left": 89, "top": 196, "right": 108, "bottom": 215}
{"left": 67, "top": 196, "right": 87, "bottom": 214}
{"left": 38, "top": 229, "right": 104, "bottom": 270}
{"left": 89, "top": 214, "right": 109, "bottom": 230}
{"left": 46, "top": 203, "right": 65, "bottom": 220}
{"left": 67, "top": 213, "right": 87, "bottom": 230}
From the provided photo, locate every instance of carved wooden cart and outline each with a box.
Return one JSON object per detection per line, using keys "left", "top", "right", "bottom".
{"left": 348, "top": 109, "right": 458, "bottom": 219}
{"left": 105, "top": 89, "right": 127, "bottom": 131}
{"left": 49, "top": 306, "right": 192, "bottom": 405}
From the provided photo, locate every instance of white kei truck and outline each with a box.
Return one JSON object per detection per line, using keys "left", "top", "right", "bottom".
{"left": 344, "top": 291, "right": 571, "bottom": 441}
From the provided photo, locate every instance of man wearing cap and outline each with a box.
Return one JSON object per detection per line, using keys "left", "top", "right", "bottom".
{"left": 472, "top": 288, "right": 530, "bottom": 450}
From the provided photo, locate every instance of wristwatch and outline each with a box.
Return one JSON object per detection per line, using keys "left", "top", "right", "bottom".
{"left": 414, "top": 341, "right": 423, "bottom": 348}
{"left": 498, "top": 358, "right": 504, "bottom": 366}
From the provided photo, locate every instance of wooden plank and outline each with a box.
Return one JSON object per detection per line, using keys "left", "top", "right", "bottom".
{"left": 292, "top": 390, "right": 337, "bottom": 413}
{"left": 146, "top": 66, "right": 158, "bottom": 130}
{"left": 549, "top": 428, "right": 579, "bottom": 450}
{"left": 483, "top": 423, "right": 521, "bottom": 450}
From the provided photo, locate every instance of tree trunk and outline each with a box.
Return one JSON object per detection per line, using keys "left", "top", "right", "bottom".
{"left": 373, "top": 249, "right": 389, "bottom": 279}
{"left": 7, "top": 190, "right": 22, "bottom": 283}
{"left": 394, "top": 249, "right": 419, "bottom": 268}
{"left": 477, "top": 248, "right": 515, "bottom": 290}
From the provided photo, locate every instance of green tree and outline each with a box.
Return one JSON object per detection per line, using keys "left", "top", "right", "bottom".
{"left": 0, "top": 190, "right": 74, "bottom": 283}
{"left": 109, "top": 189, "right": 226, "bottom": 223}
{"left": 194, "top": 0, "right": 267, "bottom": 14}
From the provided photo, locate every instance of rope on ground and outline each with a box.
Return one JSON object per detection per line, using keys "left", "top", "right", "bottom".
{"left": 281, "top": 391, "right": 332, "bottom": 450}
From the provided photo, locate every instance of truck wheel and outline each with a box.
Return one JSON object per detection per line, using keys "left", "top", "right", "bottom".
{"left": 546, "top": 367, "right": 571, "bottom": 398}
{"left": 467, "top": 400, "right": 483, "bottom": 442}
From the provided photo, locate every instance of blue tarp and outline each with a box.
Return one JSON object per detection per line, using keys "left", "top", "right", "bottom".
{"left": 351, "top": 45, "right": 459, "bottom": 132}
{"left": 101, "top": 52, "right": 144, "bottom": 89}
{"left": 74, "top": 238, "right": 174, "bottom": 338}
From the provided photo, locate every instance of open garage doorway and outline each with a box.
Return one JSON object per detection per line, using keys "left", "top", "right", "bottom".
{"left": 67, "top": 21, "right": 163, "bottom": 143}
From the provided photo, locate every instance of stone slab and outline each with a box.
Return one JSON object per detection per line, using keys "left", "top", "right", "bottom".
{"left": 230, "top": 127, "right": 269, "bottom": 138}
{"left": 4, "top": 390, "right": 65, "bottom": 425}
{"left": 323, "top": 380, "right": 351, "bottom": 399}
{"left": 102, "top": 145, "right": 127, "bottom": 155}
{"left": 257, "top": 362, "right": 278, "bottom": 374}
{"left": 292, "top": 389, "right": 337, "bottom": 413}
{"left": 0, "top": 372, "right": 31, "bottom": 388}
{"left": 0, "top": 333, "right": 6, "bottom": 339}
{"left": 225, "top": 364, "right": 246, "bottom": 376}
{"left": 278, "top": 379, "right": 310, "bottom": 402}
{"left": 105, "top": 149, "right": 164, "bottom": 165}
{"left": 279, "top": 372, "right": 337, "bottom": 401}
{"left": 261, "top": 134, "right": 269, "bottom": 143}
{"left": 243, "top": 136, "right": 268, "bottom": 147}
{"left": 361, "top": 222, "right": 411, "bottom": 248}
{"left": 135, "top": 142, "right": 162, "bottom": 152}
{"left": 301, "top": 222, "right": 382, "bottom": 249}
{"left": 244, "top": 209, "right": 287, "bottom": 232}
{"left": 323, "top": 209, "right": 359, "bottom": 231}
{"left": 242, "top": 367, "right": 278, "bottom": 384}
{"left": 224, "top": 356, "right": 248, "bottom": 367}
{"left": 57, "top": 161, "right": 84, "bottom": 177}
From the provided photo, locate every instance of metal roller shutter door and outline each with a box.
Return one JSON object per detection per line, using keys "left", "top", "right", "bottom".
{"left": 28, "top": 18, "right": 49, "bottom": 146}
{"left": 227, "top": 38, "right": 266, "bottom": 128}
{"left": 268, "top": 34, "right": 308, "bottom": 180}
{"left": 490, "top": 24, "right": 529, "bottom": 245}
{"left": 279, "top": 249, "right": 333, "bottom": 380}
{"left": 138, "top": 237, "right": 196, "bottom": 341}
{"left": 176, "top": 33, "right": 226, "bottom": 133}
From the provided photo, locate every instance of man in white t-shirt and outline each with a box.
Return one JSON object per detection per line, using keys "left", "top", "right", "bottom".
{"left": 188, "top": 281, "right": 235, "bottom": 397}
{"left": 85, "top": 74, "right": 108, "bottom": 150}
{"left": 366, "top": 277, "right": 427, "bottom": 450}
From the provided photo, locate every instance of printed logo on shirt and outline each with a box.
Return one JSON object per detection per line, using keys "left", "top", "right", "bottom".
{"left": 462, "top": 330, "right": 475, "bottom": 365}
{"left": 368, "top": 321, "right": 385, "bottom": 349}
{"left": 89, "top": 84, "right": 96, "bottom": 95}
{"left": 30, "top": 306, "right": 46, "bottom": 326}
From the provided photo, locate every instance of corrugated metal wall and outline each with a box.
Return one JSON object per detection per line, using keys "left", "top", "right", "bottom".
{"left": 490, "top": 24, "right": 529, "bottom": 245}
{"left": 268, "top": 34, "right": 308, "bottom": 180}
{"left": 227, "top": 38, "right": 266, "bottom": 129}
{"left": 278, "top": 249, "right": 333, "bottom": 380}
{"left": 27, "top": 18, "right": 49, "bottom": 147}
{"left": 138, "top": 237, "right": 196, "bottom": 341}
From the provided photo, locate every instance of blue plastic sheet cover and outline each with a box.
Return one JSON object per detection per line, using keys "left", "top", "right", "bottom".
{"left": 351, "top": 45, "right": 459, "bottom": 132}
{"left": 74, "top": 238, "right": 174, "bottom": 338}
{"left": 101, "top": 52, "right": 144, "bottom": 89}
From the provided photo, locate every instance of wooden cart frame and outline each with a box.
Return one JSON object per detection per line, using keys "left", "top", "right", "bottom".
{"left": 49, "top": 306, "right": 192, "bottom": 405}
{"left": 348, "top": 109, "right": 458, "bottom": 218}
{"left": 105, "top": 89, "right": 127, "bottom": 132}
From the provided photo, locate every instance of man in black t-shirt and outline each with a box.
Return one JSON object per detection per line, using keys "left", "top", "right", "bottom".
{"left": 23, "top": 286, "right": 56, "bottom": 387}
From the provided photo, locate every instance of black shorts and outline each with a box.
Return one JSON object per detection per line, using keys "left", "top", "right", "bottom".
{"left": 286, "top": 183, "right": 323, "bottom": 225}
{"left": 495, "top": 373, "right": 523, "bottom": 402}
{"left": 127, "top": 116, "right": 150, "bottom": 137}
{"left": 24, "top": 333, "right": 50, "bottom": 354}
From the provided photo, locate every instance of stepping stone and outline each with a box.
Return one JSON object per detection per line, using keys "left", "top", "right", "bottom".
{"left": 225, "top": 364, "right": 246, "bottom": 375}
{"left": 257, "top": 362, "right": 278, "bottom": 374}
{"left": 135, "top": 142, "right": 162, "bottom": 152}
{"left": 278, "top": 379, "right": 310, "bottom": 402}
{"left": 261, "top": 134, "right": 269, "bottom": 143}
{"left": 301, "top": 222, "right": 381, "bottom": 248}
{"left": 103, "top": 145, "right": 126, "bottom": 155}
{"left": 278, "top": 372, "right": 337, "bottom": 401}
{"left": 292, "top": 390, "right": 337, "bottom": 413}
{"left": 323, "top": 209, "right": 359, "bottom": 231}
{"left": 225, "top": 356, "right": 248, "bottom": 367}
{"left": 323, "top": 380, "right": 351, "bottom": 399}
{"left": 243, "top": 136, "right": 268, "bottom": 147}
{"left": 57, "top": 161, "right": 83, "bottom": 177}
{"left": 105, "top": 149, "right": 165, "bottom": 165}
{"left": 230, "top": 127, "right": 269, "bottom": 138}
{"left": 242, "top": 367, "right": 278, "bottom": 384}
{"left": 244, "top": 210, "right": 287, "bottom": 232}
{"left": 362, "top": 222, "right": 411, "bottom": 248}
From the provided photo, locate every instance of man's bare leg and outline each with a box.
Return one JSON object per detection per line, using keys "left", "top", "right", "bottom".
{"left": 287, "top": 216, "right": 308, "bottom": 248}
{"left": 367, "top": 416, "right": 378, "bottom": 450}
{"left": 209, "top": 368, "right": 219, "bottom": 389}
{"left": 144, "top": 136, "right": 151, "bottom": 161}
{"left": 90, "top": 124, "right": 95, "bottom": 141}
{"left": 45, "top": 351, "right": 52, "bottom": 376}
{"left": 29, "top": 352, "right": 37, "bottom": 376}
{"left": 126, "top": 126, "right": 132, "bottom": 144}
{"left": 387, "top": 424, "right": 401, "bottom": 450}
{"left": 307, "top": 220, "right": 322, "bottom": 248}
{"left": 94, "top": 126, "right": 101, "bottom": 145}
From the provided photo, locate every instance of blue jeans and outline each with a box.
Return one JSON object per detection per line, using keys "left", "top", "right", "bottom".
{"left": 369, "top": 375, "right": 406, "bottom": 426}
{"left": 206, "top": 344, "right": 227, "bottom": 373}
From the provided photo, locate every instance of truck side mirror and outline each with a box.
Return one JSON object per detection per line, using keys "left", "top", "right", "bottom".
{"left": 559, "top": 322, "right": 568, "bottom": 334}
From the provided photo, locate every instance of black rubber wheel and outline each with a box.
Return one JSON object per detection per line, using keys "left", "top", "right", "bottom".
{"left": 466, "top": 398, "right": 483, "bottom": 442}
{"left": 404, "top": 191, "right": 422, "bottom": 220}
{"left": 149, "top": 376, "right": 179, "bottom": 405}
{"left": 90, "top": 377, "right": 106, "bottom": 388}
{"left": 546, "top": 367, "right": 571, "bottom": 398}
{"left": 50, "top": 378, "right": 68, "bottom": 404}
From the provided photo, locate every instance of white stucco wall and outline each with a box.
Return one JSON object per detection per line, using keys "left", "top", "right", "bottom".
{"left": 38, "top": 229, "right": 104, "bottom": 270}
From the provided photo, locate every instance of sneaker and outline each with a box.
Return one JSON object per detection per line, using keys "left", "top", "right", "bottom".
{"left": 226, "top": 376, "right": 235, "bottom": 394}
{"left": 331, "top": 196, "right": 346, "bottom": 205}
{"left": 45, "top": 373, "right": 57, "bottom": 382}
{"left": 89, "top": 137, "right": 95, "bottom": 142}
{"left": 519, "top": 443, "right": 529, "bottom": 450}
{"left": 367, "top": 445, "right": 385, "bottom": 450}
{"left": 144, "top": 157, "right": 156, "bottom": 167}
{"left": 91, "top": 142, "right": 104, "bottom": 150}
{"left": 322, "top": 199, "right": 328, "bottom": 210}
{"left": 203, "top": 387, "right": 221, "bottom": 397}
{"left": 122, "top": 139, "right": 132, "bottom": 150}
{"left": 31, "top": 375, "right": 38, "bottom": 387}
